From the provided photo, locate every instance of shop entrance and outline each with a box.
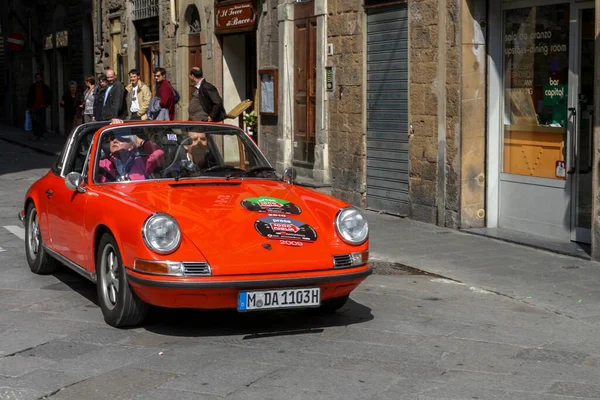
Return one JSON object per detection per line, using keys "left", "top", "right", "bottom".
{"left": 497, "top": 1, "right": 594, "bottom": 243}
{"left": 570, "top": 5, "right": 594, "bottom": 243}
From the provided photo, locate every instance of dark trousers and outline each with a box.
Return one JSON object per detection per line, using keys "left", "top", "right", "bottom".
{"left": 32, "top": 108, "right": 47, "bottom": 138}
{"left": 129, "top": 112, "right": 141, "bottom": 120}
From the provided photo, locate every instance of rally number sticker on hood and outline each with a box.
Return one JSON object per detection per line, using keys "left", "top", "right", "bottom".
{"left": 255, "top": 217, "right": 317, "bottom": 242}
{"left": 242, "top": 196, "right": 301, "bottom": 215}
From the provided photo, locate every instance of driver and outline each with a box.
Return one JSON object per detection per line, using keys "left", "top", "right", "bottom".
{"left": 97, "top": 131, "right": 147, "bottom": 182}
{"left": 184, "top": 131, "right": 217, "bottom": 170}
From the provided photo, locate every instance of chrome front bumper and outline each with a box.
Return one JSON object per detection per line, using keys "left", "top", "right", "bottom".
{"left": 18, "top": 210, "right": 25, "bottom": 226}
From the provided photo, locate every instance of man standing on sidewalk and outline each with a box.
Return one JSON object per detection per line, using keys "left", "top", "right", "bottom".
{"left": 188, "top": 67, "right": 224, "bottom": 122}
{"left": 100, "top": 69, "right": 125, "bottom": 121}
{"left": 125, "top": 69, "right": 151, "bottom": 120}
{"left": 154, "top": 67, "right": 175, "bottom": 120}
{"left": 26, "top": 72, "right": 51, "bottom": 140}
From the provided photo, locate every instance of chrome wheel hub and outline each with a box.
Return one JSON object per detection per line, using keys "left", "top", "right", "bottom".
{"left": 27, "top": 210, "right": 40, "bottom": 260}
{"left": 100, "top": 245, "right": 120, "bottom": 310}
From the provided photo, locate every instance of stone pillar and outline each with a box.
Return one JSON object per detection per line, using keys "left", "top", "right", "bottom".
{"left": 592, "top": 1, "right": 600, "bottom": 260}
{"left": 459, "top": 0, "right": 486, "bottom": 228}
{"left": 409, "top": 0, "right": 440, "bottom": 224}
{"left": 313, "top": 0, "right": 329, "bottom": 184}
{"left": 276, "top": 0, "right": 295, "bottom": 174}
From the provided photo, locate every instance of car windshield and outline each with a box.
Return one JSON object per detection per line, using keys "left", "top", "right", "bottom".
{"left": 93, "top": 123, "right": 275, "bottom": 183}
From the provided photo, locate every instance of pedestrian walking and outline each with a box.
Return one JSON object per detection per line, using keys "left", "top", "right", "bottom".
{"left": 100, "top": 69, "right": 126, "bottom": 121}
{"left": 188, "top": 67, "right": 225, "bottom": 122}
{"left": 125, "top": 69, "right": 152, "bottom": 120}
{"left": 154, "top": 67, "right": 175, "bottom": 120}
{"left": 26, "top": 72, "right": 51, "bottom": 140}
{"left": 60, "top": 81, "right": 83, "bottom": 135}
{"left": 82, "top": 75, "right": 97, "bottom": 123}
{"left": 93, "top": 74, "right": 108, "bottom": 122}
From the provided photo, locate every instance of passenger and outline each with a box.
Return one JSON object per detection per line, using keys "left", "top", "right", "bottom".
{"left": 108, "top": 119, "right": 165, "bottom": 175}
{"left": 97, "top": 131, "right": 147, "bottom": 182}
{"left": 135, "top": 135, "right": 165, "bottom": 175}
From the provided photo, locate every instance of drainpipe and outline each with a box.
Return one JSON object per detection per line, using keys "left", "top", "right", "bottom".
{"left": 96, "top": 0, "right": 102, "bottom": 46}
{"left": 170, "top": 0, "right": 178, "bottom": 27}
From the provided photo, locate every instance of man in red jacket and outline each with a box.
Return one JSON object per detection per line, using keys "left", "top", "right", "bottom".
{"left": 154, "top": 67, "right": 175, "bottom": 120}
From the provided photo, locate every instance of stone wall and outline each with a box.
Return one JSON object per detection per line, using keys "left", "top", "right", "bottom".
{"left": 327, "top": 0, "right": 365, "bottom": 206}
{"left": 444, "top": 0, "right": 461, "bottom": 228}
{"left": 408, "top": 0, "right": 462, "bottom": 227}
{"left": 409, "top": 0, "right": 440, "bottom": 223}
{"left": 257, "top": 0, "right": 280, "bottom": 163}
{"left": 460, "top": 0, "right": 486, "bottom": 228}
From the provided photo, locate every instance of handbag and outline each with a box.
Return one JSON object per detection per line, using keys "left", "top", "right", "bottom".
{"left": 24, "top": 110, "right": 33, "bottom": 131}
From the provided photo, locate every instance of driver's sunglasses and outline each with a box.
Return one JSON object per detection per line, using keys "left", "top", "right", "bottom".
{"left": 105, "top": 135, "right": 131, "bottom": 143}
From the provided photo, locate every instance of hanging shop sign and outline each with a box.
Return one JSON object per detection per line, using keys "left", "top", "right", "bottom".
{"left": 215, "top": 1, "right": 257, "bottom": 34}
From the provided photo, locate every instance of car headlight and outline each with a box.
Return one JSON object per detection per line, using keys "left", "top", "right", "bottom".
{"left": 335, "top": 207, "right": 369, "bottom": 245}
{"left": 142, "top": 213, "right": 181, "bottom": 254}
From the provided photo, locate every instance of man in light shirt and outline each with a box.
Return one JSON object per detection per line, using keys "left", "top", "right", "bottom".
{"left": 125, "top": 69, "right": 152, "bottom": 120}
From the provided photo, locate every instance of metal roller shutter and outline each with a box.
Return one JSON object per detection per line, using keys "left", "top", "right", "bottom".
{"left": 366, "top": 6, "right": 409, "bottom": 215}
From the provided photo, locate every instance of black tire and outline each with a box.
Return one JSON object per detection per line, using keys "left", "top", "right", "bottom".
{"left": 96, "top": 232, "right": 148, "bottom": 327}
{"left": 313, "top": 295, "right": 349, "bottom": 314}
{"left": 25, "top": 203, "right": 58, "bottom": 275}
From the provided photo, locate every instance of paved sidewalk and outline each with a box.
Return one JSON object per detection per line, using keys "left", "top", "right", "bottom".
{"left": 0, "top": 122, "right": 64, "bottom": 156}
{"left": 367, "top": 210, "right": 600, "bottom": 324}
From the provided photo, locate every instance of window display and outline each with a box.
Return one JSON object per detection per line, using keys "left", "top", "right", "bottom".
{"left": 503, "top": 4, "right": 570, "bottom": 179}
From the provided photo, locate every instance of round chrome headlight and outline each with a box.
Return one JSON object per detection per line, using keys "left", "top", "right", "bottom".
{"left": 335, "top": 207, "right": 369, "bottom": 245}
{"left": 142, "top": 213, "right": 181, "bottom": 254}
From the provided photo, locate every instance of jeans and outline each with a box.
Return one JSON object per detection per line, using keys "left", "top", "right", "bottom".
{"left": 31, "top": 108, "right": 47, "bottom": 138}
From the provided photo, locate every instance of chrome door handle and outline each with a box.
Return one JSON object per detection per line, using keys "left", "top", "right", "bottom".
{"left": 568, "top": 107, "right": 577, "bottom": 175}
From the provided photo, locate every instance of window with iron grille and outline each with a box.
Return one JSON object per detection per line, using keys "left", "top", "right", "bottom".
{"left": 132, "top": 0, "right": 159, "bottom": 21}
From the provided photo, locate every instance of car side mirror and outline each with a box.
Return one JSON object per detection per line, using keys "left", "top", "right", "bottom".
{"left": 283, "top": 167, "right": 297, "bottom": 184}
{"left": 65, "top": 172, "right": 86, "bottom": 193}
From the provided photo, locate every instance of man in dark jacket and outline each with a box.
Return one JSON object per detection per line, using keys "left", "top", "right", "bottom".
{"left": 93, "top": 74, "right": 108, "bottom": 122}
{"left": 26, "top": 72, "right": 51, "bottom": 140}
{"left": 100, "top": 69, "right": 125, "bottom": 121}
{"left": 154, "top": 67, "right": 175, "bottom": 120}
{"left": 188, "top": 68, "right": 224, "bottom": 122}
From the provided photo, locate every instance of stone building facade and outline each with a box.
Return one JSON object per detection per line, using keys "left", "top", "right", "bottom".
{"left": 1, "top": 0, "right": 95, "bottom": 132}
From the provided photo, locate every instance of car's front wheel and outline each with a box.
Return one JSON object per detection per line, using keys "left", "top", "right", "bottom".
{"left": 25, "top": 204, "right": 58, "bottom": 274}
{"left": 96, "top": 232, "right": 148, "bottom": 327}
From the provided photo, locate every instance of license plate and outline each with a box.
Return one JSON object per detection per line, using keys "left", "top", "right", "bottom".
{"left": 238, "top": 287, "right": 321, "bottom": 311}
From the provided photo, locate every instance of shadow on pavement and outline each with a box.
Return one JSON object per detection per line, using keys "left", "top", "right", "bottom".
{"left": 51, "top": 266, "right": 100, "bottom": 307}
{"left": 0, "top": 122, "right": 63, "bottom": 177}
{"left": 49, "top": 263, "right": 374, "bottom": 335}
{"left": 143, "top": 299, "right": 373, "bottom": 338}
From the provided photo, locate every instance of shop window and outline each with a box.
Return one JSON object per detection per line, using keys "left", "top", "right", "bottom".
{"left": 503, "top": 4, "right": 570, "bottom": 179}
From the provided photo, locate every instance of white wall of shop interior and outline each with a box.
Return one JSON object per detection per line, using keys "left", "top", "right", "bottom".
{"left": 222, "top": 34, "right": 246, "bottom": 127}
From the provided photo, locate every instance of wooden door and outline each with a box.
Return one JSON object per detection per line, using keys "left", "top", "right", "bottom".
{"left": 188, "top": 34, "right": 202, "bottom": 101}
{"left": 293, "top": 1, "right": 317, "bottom": 165}
{"left": 140, "top": 44, "right": 159, "bottom": 96}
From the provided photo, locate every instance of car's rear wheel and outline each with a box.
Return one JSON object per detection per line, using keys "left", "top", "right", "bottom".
{"left": 314, "top": 294, "right": 349, "bottom": 314}
{"left": 25, "top": 204, "right": 58, "bottom": 274}
{"left": 96, "top": 232, "right": 148, "bottom": 327}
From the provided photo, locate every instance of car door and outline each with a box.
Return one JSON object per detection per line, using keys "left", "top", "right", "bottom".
{"left": 46, "top": 124, "right": 102, "bottom": 266}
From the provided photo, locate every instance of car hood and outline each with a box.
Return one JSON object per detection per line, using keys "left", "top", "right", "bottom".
{"left": 114, "top": 179, "right": 347, "bottom": 275}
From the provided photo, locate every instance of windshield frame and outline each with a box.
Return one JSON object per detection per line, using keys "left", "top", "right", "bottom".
{"left": 90, "top": 122, "right": 276, "bottom": 185}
